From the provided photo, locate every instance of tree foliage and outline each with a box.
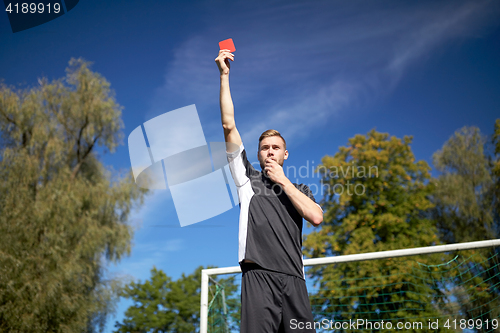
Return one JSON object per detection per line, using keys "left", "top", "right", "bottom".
{"left": 115, "top": 266, "right": 240, "bottom": 333}
{"left": 492, "top": 119, "right": 500, "bottom": 234}
{"left": 303, "top": 129, "right": 445, "bottom": 331}
{"left": 430, "top": 124, "right": 500, "bottom": 325}
{"left": 431, "top": 126, "right": 494, "bottom": 243}
{"left": 0, "top": 58, "right": 147, "bottom": 332}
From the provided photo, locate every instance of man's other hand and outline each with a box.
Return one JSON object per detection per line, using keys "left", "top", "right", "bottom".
{"left": 265, "top": 158, "right": 289, "bottom": 186}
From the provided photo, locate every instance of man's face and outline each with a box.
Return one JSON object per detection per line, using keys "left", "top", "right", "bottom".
{"left": 258, "top": 136, "right": 288, "bottom": 170}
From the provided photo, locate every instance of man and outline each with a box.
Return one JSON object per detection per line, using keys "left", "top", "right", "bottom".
{"left": 216, "top": 49, "right": 323, "bottom": 333}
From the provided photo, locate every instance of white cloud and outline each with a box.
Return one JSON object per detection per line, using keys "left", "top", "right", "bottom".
{"left": 385, "top": 1, "right": 497, "bottom": 82}
{"left": 110, "top": 239, "right": 184, "bottom": 281}
{"left": 147, "top": 0, "right": 499, "bottom": 151}
{"left": 133, "top": 238, "right": 184, "bottom": 253}
{"left": 128, "top": 189, "right": 173, "bottom": 228}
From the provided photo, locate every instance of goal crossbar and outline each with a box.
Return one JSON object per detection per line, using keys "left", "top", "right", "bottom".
{"left": 200, "top": 238, "right": 500, "bottom": 333}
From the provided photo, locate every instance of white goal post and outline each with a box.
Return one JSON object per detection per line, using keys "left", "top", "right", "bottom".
{"left": 200, "top": 239, "right": 500, "bottom": 333}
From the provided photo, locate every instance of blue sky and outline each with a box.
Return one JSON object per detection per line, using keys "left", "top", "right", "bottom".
{"left": 1, "top": 0, "right": 500, "bottom": 331}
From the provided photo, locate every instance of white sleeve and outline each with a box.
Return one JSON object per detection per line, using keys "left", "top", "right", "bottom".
{"left": 226, "top": 144, "right": 252, "bottom": 187}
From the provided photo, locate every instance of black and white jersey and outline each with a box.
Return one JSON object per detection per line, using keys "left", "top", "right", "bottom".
{"left": 227, "top": 144, "right": 320, "bottom": 280}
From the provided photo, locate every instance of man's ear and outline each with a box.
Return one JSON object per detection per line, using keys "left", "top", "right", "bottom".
{"left": 284, "top": 150, "right": 289, "bottom": 160}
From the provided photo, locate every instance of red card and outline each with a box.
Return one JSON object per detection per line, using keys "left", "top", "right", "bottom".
{"left": 219, "top": 38, "right": 236, "bottom": 52}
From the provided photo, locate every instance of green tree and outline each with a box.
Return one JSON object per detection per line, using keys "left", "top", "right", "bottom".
{"left": 492, "top": 119, "right": 500, "bottom": 235}
{"left": 303, "top": 129, "right": 446, "bottom": 332}
{"left": 0, "top": 58, "right": 147, "bottom": 332}
{"left": 430, "top": 125, "right": 500, "bottom": 325}
{"left": 431, "top": 126, "right": 494, "bottom": 243}
{"left": 115, "top": 266, "right": 240, "bottom": 333}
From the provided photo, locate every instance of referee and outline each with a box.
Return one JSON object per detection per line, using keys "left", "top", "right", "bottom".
{"left": 216, "top": 49, "right": 323, "bottom": 333}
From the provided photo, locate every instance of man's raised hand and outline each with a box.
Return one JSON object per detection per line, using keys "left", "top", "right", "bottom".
{"left": 215, "top": 49, "right": 234, "bottom": 76}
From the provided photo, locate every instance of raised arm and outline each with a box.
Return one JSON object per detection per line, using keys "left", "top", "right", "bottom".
{"left": 215, "top": 49, "right": 242, "bottom": 152}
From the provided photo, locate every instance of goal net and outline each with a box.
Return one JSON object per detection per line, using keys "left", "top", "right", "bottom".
{"left": 201, "top": 239, "right": 500, "bottom": 333}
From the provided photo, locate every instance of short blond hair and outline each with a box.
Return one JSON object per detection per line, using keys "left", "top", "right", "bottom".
{"left": 258, "top": 129, "right": 286, "bottom": 150}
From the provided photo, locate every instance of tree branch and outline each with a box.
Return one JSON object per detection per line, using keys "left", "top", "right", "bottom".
{"left": 70, "top": 135, "right": 99, "bottom": 181}
{"left": 76, "top": 115, "right": 89, "bottom": 164}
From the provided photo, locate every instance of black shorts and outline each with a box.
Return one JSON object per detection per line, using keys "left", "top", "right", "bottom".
{"left": 240, "top": 263, "right": 316, "bottom": 333}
